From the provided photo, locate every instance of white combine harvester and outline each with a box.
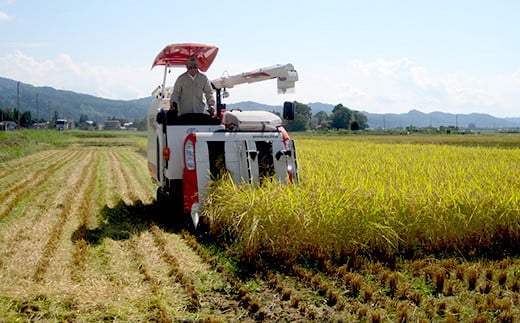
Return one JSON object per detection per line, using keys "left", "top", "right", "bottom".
{"left": 147, "top": 43, "right": 299, "bottom": 229}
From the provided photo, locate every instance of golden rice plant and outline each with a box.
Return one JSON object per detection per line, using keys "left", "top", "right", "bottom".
{"left": 203, "top": 136, "right": 520, "bottom": 268}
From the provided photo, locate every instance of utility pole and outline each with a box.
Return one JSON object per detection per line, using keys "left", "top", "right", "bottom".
{"left": 17, "top": 81, "right": 20, "bottom": 127}
{"left": 36, "top": 93, "right": 39, "bottom": 122}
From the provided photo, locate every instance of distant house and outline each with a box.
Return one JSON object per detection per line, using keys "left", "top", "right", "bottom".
{"left": 79, "top": 120, "right": 95, "bottom": 131}
{"left": 85, "top": 120, "right": 95, "bottom": 130}
{"left": 104, "top": 120, "right": 121, "bottom": 130}
{"left": 0, "top": 121, "right": 17, "bottom": 131}
{"left": 56, "top": 119, "right": 74, "bottom": 130}
{"left": 33, "top": 122, "right": 49, "bottom": 130}
{"left": 122, "top": 122, "right": 137, "bottom": 131}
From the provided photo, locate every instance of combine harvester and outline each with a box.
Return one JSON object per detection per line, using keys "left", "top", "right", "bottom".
{"left": 147, "top": 43, "right": 299, "bottom": 230}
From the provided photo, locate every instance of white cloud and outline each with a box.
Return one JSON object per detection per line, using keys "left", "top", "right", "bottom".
{"left": 0, "top": 50, "right": 156, "bottom": 99}
{"left": 0, "top": 11, "right": 11, "bottom": 21}
{"left": 325, "top": 58, "right": 520, "bottom": 117}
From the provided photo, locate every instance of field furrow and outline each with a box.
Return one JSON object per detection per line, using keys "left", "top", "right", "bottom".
{"left": 106, "top": 149, "right": 137, "bottom": 204}
{"left": 118, "top": 148, "right": 155, "bottom": 201}
{"left": 69, "top": 149, "right": 102, "bottom": 282}
{"left": 116, "top": 148, "right": 155, "bottom": 203}
{"left": 95, "top": 150, "right": 118, "bottom": 208}
{"left": 0, "top": 150, "right": 84, "bottom": 279}
{"left": 127, "top": 233, "right": 184, "bottom": 321}
{"left": 0, "top": 149, "right": 60, "bottom": 178}
{"left": 149, "top": 225, "right": 201, "bottom": 310}
{"left": 0, "top": 150, "right": 77, "bottom": 220}
{"left": 0, "top": 149, "right": 72, "bottom": 190}
{"left": 73, "top": 238, "right": 154, "bottom": 320}
{"left": 152, "top": 226, "right": 266, "bottom": 320}
{"left": 33, "top": 149, "right": 94, "bottom": 282}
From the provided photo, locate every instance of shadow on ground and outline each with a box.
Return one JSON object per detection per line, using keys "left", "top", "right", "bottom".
{"left": 71, "top": 199, "right": 187, "bottom": 245}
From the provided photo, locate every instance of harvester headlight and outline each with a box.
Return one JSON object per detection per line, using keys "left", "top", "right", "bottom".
{"left": 184, "top": 140, "right": 195, "bottom": 170}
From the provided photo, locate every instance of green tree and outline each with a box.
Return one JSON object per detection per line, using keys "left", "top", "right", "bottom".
{"left": 132, "top": 116, "right": 147, "bottom": 131}
{"left": 330, "top": 104, "right": 352, "bottom": 130}
{"left": 50, "top": 110, "right": 59, "bottom": 128}
{"left": 20, "top": 111, "right": 32, "bottom": 127}
{"left": 0, "top": 108, "right": 15, "bottom": 121}
{"left": 79, "top": 114, "right": 89, "bottom": 124}
{"left": 285, "top": 114, "right": 308, "bottom": 131}
{"left": 284, "top": 102, "right": 312, "bottom": 131}
{"left": 312, "top": 111, "right": 329, "bottom": 130}
{"left": 295, "top": 102, "right": 312, "bottom": 121}
{"left": 351, "top": 111, "right": 369, "bottom": 130}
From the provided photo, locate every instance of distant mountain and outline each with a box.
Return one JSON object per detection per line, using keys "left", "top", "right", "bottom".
{"left": 505, "top": 117, "right": 520, "bottom": 124}
{"left": 0, "top": 77, "right": 151, "bottom": 123}
{"left": 225, "top": 101, "right": 281, "bottom": 113}
{"left": 0, "top": 77, "right": 282, "bottom": 123}
{"left": 363, "top": 110, "right": 520, "bottom": 130}
{"left": 307, "top": 102, "right": 335, "bottom": 114}
{"left": 1, "top": 77, "right": 518, "bottom": 129}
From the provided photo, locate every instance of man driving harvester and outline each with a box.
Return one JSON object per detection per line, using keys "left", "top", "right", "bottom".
{"left": 169, "top": 56, "right": 216, "bottom": 116}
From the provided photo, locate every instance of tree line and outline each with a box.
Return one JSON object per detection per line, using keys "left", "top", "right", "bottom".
{"left": 2, "top": 101, "right": 367, "bottom": 132}
{"left": 0, "top": 107, "right": 147, "bottom": 131}
{"left": 0, "top": 108, "right": 44, "bottom": 127}
{"left": 283, "top": 102, "right": 369, "bottom": 132}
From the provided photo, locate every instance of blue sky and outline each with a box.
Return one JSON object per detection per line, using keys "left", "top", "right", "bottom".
{"left": 1, "top": 0, "right": 519, "bottom": 117}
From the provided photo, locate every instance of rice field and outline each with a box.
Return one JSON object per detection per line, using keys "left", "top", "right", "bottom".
{"left": 1, "top": 130, "right": 520, "bottom": 321}
{"left": 206, "top": 134, "right": 520, "bottom": 268}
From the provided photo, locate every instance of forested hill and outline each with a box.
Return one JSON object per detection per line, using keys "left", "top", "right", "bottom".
{"left": 0, "top": 77, "right": 151, "bottom": 122}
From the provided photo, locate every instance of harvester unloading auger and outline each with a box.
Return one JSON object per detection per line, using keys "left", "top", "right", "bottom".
{"left": 146, "top": 43, "right": 299, "bottom": 230}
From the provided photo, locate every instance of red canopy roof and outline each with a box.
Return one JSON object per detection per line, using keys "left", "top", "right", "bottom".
{"left": 151, "top": 43, "right": 219, "bottom": 72}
